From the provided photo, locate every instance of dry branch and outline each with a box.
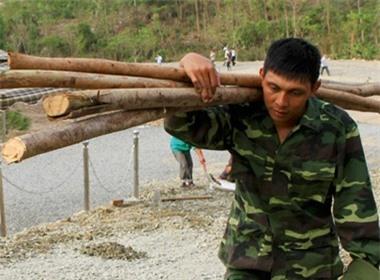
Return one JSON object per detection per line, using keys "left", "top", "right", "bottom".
{"left": 0, "top": 70, "right": 190, "bottom": 89}
{"left": 42, "top": 87, "right": 262, "bottom": 117}
{"left": 8, "top": 52, "right": 263, "bottom": 87}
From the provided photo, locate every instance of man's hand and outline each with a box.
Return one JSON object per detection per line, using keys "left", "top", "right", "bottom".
{"left": 180, "top": 52, "right": 220, "bottom": 102}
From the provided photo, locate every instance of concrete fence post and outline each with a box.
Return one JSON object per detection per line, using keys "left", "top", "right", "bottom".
{"left": 0, "top": 110, "right": 6, "bottom": 143}
{"left": 0, "top": 161, "right": 7, "bottom": 237}
{"left": 133, "top": 130, "right": 139, "bottom": 199}
{"left": 83, "top": 142, "right": 90, "bottom": 211}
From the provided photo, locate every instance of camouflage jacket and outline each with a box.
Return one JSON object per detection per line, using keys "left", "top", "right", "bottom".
{"left": 164, "top": 97, "right": 380, "bottom": 279}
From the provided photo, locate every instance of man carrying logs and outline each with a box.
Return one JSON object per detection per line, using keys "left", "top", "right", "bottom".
{"left": 164, "top": 38, "right": 380, "bottom": 279}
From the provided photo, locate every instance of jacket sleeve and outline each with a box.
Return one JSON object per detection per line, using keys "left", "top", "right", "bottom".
{"left": 333, "top": 121, "right": 380, "bottom": 269}
{"left": 164, "top": 106, "right": 233, "bottom": 150}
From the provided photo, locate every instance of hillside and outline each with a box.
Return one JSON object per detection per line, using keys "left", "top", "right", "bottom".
{"left": 0, "top": 0, "right": 379, "bottom": 62}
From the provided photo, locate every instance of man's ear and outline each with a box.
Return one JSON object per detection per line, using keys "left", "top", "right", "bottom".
{"left": 259, "top": 68, "right": 264, "bottom": 79}
{"left": 312, "top": 80, "right": 321, "bottom": 95}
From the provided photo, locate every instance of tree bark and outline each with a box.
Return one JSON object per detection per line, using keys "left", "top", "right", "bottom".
{"left": 8, "top": 52, "right": 190, "bottom": 82}
{"left": 316, "top": 87, "right": 380, "bottom": 113}
{"left": 42, "top": 87, "right": 262, "bottom": 117}
{"left": 7, "top": 52, "right": 263, "bottom": 88}
{"left": 2, "top": 107, "right": 197, "bottom": 164}
{"left": 43, "top": 86, "right": 380, "bottom": 118}
{"left": 0, "top": 70, "right": 190, "bottom": 89}
{"left": 321, "top": 82, "right": 380, "bottom": 97}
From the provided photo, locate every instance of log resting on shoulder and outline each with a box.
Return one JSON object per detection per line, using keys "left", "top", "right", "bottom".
{"left": 321, "top": 80, "right": 380, "bottom": 97}
{"left": 7, "top": 52, "right": 263, "bottom": 88}
{"left": 3, "top": 86, "right": 380, "bottom": 163}
{"left": 42, "top": 86, "right": 380, "bottom": 119}
{"left": 42, "top": 87, "right": 262, "bottom": 117}
{"left": 0, "top": 70, "right": 190, "bottom": 89}
{"left": 316, "top": 87, "right": 380, "bottom": 113}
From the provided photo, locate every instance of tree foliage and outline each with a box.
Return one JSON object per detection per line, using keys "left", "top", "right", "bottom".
{"left": 0, "top": 0, "right": 378, "bottom": 61}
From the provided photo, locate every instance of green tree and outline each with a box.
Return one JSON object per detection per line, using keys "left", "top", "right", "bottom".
{"left": 39, "top": 35, "right": 70, "bottom": 56}
{"left": 0, "top": 16, "right": 5, "bottom": 49}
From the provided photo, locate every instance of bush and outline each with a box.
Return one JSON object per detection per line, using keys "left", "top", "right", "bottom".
{"left": 39, "top": 35, "right": 71, "bottom": 56}
{"left": 6, "top": 111, "right": 30, "bottom": 131}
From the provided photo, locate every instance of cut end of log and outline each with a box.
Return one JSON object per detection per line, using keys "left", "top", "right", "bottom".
{"left": 2, "top": 137, "right": 27, "bottom": 164}
{"left": 42, "top": 95, "right": 71, "bottom": 117}
{"left": 7, "top": 51, "right": 14, "bottom": 67}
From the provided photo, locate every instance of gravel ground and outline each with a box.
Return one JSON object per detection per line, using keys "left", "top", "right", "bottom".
{"left": 0, "top": 60, "right": 379, "bottom": 279}
{"left": 0, "top": 180, "right": 232, "bottom": 279}
{"left": 0, "top": 171, "right": 379, "bottom": 279}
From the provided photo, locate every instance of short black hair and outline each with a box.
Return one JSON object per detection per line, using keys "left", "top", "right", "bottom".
{"left": 263, "top": 38, "right": 321, "bottom": 85}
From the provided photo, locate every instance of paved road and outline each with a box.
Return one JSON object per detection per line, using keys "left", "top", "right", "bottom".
{"left": 2, "top": 125, "right": 229, "bottom": 235}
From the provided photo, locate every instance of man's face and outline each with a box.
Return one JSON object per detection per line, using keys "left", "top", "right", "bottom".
{"left": 259, "top": 69, "right": 320, "bottom": 128}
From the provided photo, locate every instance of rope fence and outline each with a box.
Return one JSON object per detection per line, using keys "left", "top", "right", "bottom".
{"left": 0, "top": 131, "right": 140, "bottom": 237}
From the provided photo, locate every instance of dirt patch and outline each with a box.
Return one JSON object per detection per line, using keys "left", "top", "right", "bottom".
{"left": 79, "top": 242, "right": 147, "bottom": 260}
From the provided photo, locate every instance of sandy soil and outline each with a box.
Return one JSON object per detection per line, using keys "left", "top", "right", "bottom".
{"left": 0, "top": 60, "right": 379, "bottom": 279}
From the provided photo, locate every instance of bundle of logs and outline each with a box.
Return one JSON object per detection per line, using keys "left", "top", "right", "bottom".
{"left": 1, "top": 52, "right": 379, "bottom": 164}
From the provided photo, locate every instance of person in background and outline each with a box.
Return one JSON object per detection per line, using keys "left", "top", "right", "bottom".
{"left": 320, "top": 54, "right": 330, "bottom": 76}
{"left": 223, "top": 46, "right": 228, "bottom": 66}
{"left": 165, "top": 38, "right": 379, "bottom": 279}
{"left": 225, "top": 48, "right": 232, "bottom": 71}
{"left": 210, "top": 48, "right": 216, "bottom": 67}
{"left": 170, "top": 136, "right": 206, "bottom": 188}
{"left": 231, "top": 48, "right": 237, "bottom": 66}
{"left": 155, "top": 54, "right": 163, "bottom": 65}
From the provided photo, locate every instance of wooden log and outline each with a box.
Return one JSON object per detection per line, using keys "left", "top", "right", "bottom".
{"left": 59, "top": 104, "right": 112, "bottom": 120}
{"left": 8, "top": 52, "right": 190, "bottom": 81}
{"left": 42, "top": 92, "right": 99, "bottom": 117}
{"left": 316, "top": 88, "right": 380, "bottom": 113}
{"left": 321, "top": 81, "right": 380, "bottom": 97}
{"left": 7, "top": 52, "right": 263, "bottom": 87}
{"left": 42, "top": 87, "right": 262, "bottom": 117}
{"left": 0, "top": 70, "right": 190, "bottom": 89}
{"left": 1, "top": 107, "right": 199, "bottom": 164}
{"left": 43, "top": 85, "right": 380, "bottom": 118}
{"left": 2, "top": 86, "right": 378, "bottom": 163}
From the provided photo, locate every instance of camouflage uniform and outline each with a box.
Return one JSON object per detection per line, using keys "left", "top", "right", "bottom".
{"left": 164, "top": 98, "right": 380, "bottom": 279}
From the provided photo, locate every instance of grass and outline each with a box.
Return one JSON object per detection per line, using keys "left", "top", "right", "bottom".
{"left": 4, "top": 110, "right": 31, "bottom": 131}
